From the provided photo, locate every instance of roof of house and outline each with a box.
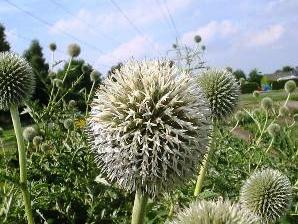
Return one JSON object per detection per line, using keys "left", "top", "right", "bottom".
{"left": 265, "top": 67, "right": 298, "bottom": 81}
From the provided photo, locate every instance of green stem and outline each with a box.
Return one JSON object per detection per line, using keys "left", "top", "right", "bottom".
{"left": 85, "top": 81, "right": 96, "bottom": 116}
{"left": 284, "top": 93, "right": 291, "bottom": 107}
{"left": 10, "top": 105, "right": 34, "bottom": 224}
{"left": 256, "top": 110, "right": 268, "bottom": 145}
{"left": 230, "top": 120, "right": 239, "bottom": 132}
{"left": 131, "top": 190, "right": 147, "bottom": 224}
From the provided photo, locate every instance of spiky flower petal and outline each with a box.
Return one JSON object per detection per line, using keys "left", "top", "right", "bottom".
{"left": 0, "top": 52, "right": 35, "bottom": 110}
{"left": 240, "top": 169, "right": 292, "bottom": 223}
{"left": 197, "top": 69, "right": 240, "bottom": 120}
{"left": 170, "top": 200, "right": 260, "bottom": 224}
{"left": 88, "top": 60, "right": 211, "bottom": 196}
{"left": 284, "top": 80, "right": 296, "bottom": 94}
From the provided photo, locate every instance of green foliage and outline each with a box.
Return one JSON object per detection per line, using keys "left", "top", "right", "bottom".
{"left": 271, "top": 79, "right": 298, "bottom": 90}
{"left": 248, "top": 69, "right": 263, "bottom": 86}
{"left": 241, "top": 82, "right": 258, "bottom": 94}
{"left": 233, "top": 69, "right": 246, "bottom": 81}
{"left": 23, "top": 40, "right": 49, "bottom": 105}
{"left": 0, "top": 24, "right": 10, "bottom": 52}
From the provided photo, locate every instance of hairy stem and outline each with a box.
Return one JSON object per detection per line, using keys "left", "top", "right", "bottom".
{"left": 131, "top": 190, "right": 147, "bottom": 224}
{"left": 85, "top": 81, "right": 96, "bottom": 116}
{"left": 10, "top": 105, "right": 34, "bottom": 224}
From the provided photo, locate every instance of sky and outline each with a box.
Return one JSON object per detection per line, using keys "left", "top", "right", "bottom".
{"left": 1, "top": 0, "right": 298, "bottom": 75}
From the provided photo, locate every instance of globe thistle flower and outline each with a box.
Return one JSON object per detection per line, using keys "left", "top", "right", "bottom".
{"left": 267, "top": 123, "right": 281, "bottom": 138}
{"left": 240, "top": 169, "right": 292, "bottom": 224}
{"left": 67, "top": 43, "right": 81, "bottom": 58}
{"left": 279, "top": 105, "right": 289, "bottom": 117}
{"left": 32, "top": 136, "right": 43, "bottom": 147}
{"left": 63, "top": 118, "right": 74, "bottom": 130}
{"left": 197, "top": 69, "right": 240, "bottom": 120}
{"left": 40, "top": 143, "right": 50, "bottom": 151}
{"left": 253, "top": 91, "right": 260, "bottom": 98}
{"left": 253, "top": 108, "right": 263, "bottom": 116}
{"left": 53, "top": 78, "right": 63, "bottom": 89}
{"left": 284, "top": 80, "right": 296, "bottom": 94}
{"left": 239, "top": 77, "right": 245, "bottom": 85}
{"left": 170, "top": 200, "right": 260, "bottom": 224}
{"left": 49, "top": 43, "right": 57, "bottom": 52}
{"left": 81, "top": 63, "right": 89, "bottom": 74}
{"left": 0, "top": 52, "right": 35, "bottom": 111}
{"left": 88, "top": 59, "right": 211, "bottom": 196}
{"left": 68, "top": 100, "right": 77, "bottom": 109}
{"left": 201, "top": 45, "right": 206, "bottom": 51}
{"left": 90, "top": 70, "right": 101, "bottom": 82}
{"left": 261, "top": 97, "right": 273, "bottom": 111}
{"left": 194, "top": 35, "right": 202, "bottom": 43}
{"left": 23, "top": 126, "right": 37, "bottom": 142}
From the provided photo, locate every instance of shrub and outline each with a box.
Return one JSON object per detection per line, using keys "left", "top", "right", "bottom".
{"left": 241, "top": 82, "right": 259, "bottom": 94}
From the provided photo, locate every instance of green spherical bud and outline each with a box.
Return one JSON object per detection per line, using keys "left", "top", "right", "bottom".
{"left": 253, "top": 91, "right": 260, "bottom": 98}
{"left": 53, "top": 78, "right": 63, "bottom": 89}
{"left": 63, "top": 118, "right": 73, "bottom": 130}
{"left": 235, "top": 110, "right": 246, "bottom": 122}
{"left": 267, "top": 123, "right": 281, "bottom": 138}
{"left": 170, "top": 200, "right": 260, "bottom": 224}
{"left": 88, "top": 59, "right": 211, "bottom": 196}
{"left": 261, "top": 97, "right": 273, "bottom": 111}
{"left": 284, "top": 80, "right": 296, "bottom": 94}
{"left": 197, "top": 69, "right": 240, "bottom": 120}
{"left": 0, "top": 52, "right": 35, "bottom": 110}
{"left": 278, "top": 105, "right": 289, "bottom": 117}
{"left": 68, "top": 100, "right": 76, "bottom": 109}
{"left": 194, "top": 35, "right": 202, "bottom": 43}
{"left": 40, "top": 143, "right": 50, "bottom": 151}
{"left": 90, "top": 70, "right": 101, "bottom": 82}
{"left": 49, "top": 43, "right": 57, "bottom": 52}
{"left": 23, "top": 126, "right": 37, "bottom": 142}
{"left": 240, "top": 169, "right": 292, "bottom": 223}
{"left": 81, "top": 63, "right": 89, "bottom": 74}
{"left": 0, "top": 127, "right": 3, "bottom": 137}
{"left": 67, "top": 43, "right": 81, "bottom": 58}
{"left": 253, "top": 108, "right": 263, "bottom": 117}
{"left": 33, "top": 135, "right": 43, "bottom": 146}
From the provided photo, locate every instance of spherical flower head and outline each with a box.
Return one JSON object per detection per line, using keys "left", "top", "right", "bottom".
{"left": 284, "top": 80, "right": 296, "bottom": 94}
{"left": 240, "top": 169, "right": 292, "bottom": 223}
{"left": 88, "top": 59, "right": 211, "bottom": 196}
{"left": 49, "top": 43, "right": 57, "bottom": 52}
{"left": 197, "top": 69, "right": 240, "bottom": 120}
{"left": 63, "top": 118, "right": 74, "bottom": 130}
{"left": 170, "top": 200, "right": 260, "bottom": 224}
{"left": 194, "top": 35, "right": 202, "bottom": 43}
{"left": 253, "top": 91, "right": 260, "bottom": 98}
{"left": 33, "top": 135, "right": 43, "bottom": 146}
{"left": 90, "top": 70, "right": 101, "bottom": 82}
{"left": 261, "top": 97, "right": 273, "bottom": 111}
{"left": 0, "top": 52, "right": 35, "bottom": 110}
{"left": 81, "top": 63, "right": 89, "bottom": 74}
{"left": 67, "top": 43, "right": 81, "bottom": 58}
{"left": 0, "top": 127, "right": 3, "bottom": 137}
{"left": 53, "top": 78, "right": 63, "bottom": 89}
{"left": 267, "top": 123, "right": 281, "bottom": 138}
{"left": 40, "top": 143, "right": 50, "bottom": 151}
{"left": 68, "top": 100, "right": 76, "bottom": 109}
{"left": 23, "top": 126, "right": 37, "bottom": 142}
{"left": 278, "top": 105, "right": 289, "bottom": 117}
{"left": 235, "top": 110, "right": 246, "bottom": 122}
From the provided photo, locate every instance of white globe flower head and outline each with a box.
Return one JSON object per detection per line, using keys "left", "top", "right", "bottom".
{"left": 88, "top": 59, "right": 211, "bottom": 197}
{"left": 170, "top": 200, "right": 260, "bottom": 224}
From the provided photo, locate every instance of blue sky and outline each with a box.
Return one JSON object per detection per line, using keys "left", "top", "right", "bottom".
{"left": 1, "top": 0, "right": 298, "bottom": 74}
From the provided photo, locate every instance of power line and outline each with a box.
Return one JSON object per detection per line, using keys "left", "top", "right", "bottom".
{"left": 3, "top": 0, "right": 114, "bottom": 61}
{"left": 109, "top": 0, "right": 162, "bottom": 55}
{"left": 49, "top": 0, "right": 122, "bottom": 46}
{"left": 162, "top": 0, "right": 180, "bottom": 41}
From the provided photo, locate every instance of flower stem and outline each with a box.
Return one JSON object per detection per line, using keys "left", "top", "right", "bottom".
{"left": 10, "top": 105, "right": 34, "bottom": 224}
{"left": 85, "top": 81, "right": 96, "bottom": 116}
{"left": 131, "top": 190, "right": 147, "bottom": 224}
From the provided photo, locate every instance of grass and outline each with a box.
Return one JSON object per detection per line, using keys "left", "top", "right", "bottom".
{"left": 240, "top": 89, "right": 298, "bottom": 108}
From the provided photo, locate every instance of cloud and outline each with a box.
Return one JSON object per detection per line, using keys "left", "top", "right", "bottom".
{"left": 181, "top": 20, "right": 238, "bottom": 45}
{"left": 49, "top": 0, "right": 193, "bottom": 35}
{"left": 245, "top": 24, "right": 284, "bottom": 47}
{"left": 95, "top": 35, "right": 161, "bottom": 67}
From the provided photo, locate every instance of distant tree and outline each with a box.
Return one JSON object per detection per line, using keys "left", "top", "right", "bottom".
{"left": 232, "top": 69, "right": 246, "bottom": 81}
{"left": 248, "top": 68, "right": 262, "bottom": 86}
{"left": 282, "top": 66, "right": 294, "bottom": 72}
{"left": 23, "top": 40, "right": 49, "bottom": 104}
{"left": 0, "top": 23, "right": 10, "bottom": 52}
